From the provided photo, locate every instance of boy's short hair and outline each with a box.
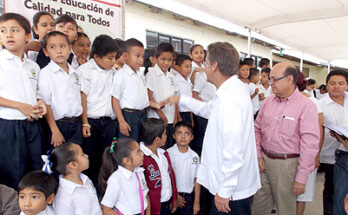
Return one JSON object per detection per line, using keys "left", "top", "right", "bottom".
{"left": 306, "top": 78, "right": 316, "bottom": 86}
{"left": 42, "top": 31, "right": 70, "bottom": 49}
{"left": 243, "top": 58, "right": 254, "bottom": 67}
{"left": 248, "top": 68, "right": 260, "bottom": 80}
{"left": 207, "top": 42, "right": 239, "bottom": 76}
{"left": 0, "top": 13, "right": 31, "bottom": 35}
{"left": 175, "top": 54, "right": 192, "bottom": 66}
{"left": 18, "top": 171, "right": 58, "bottom": 198}
{"left": 155, "top": 42, "right": 174, "bottom": 58}
{"left": 55, "top": 14, "right": 77, "bottom": 30}
{"left": 72, "top": 32, "right": 89, "bottom": 45}
{"left": 190, "top": 44, "right": 203, "bottom": 54}
{"left": 259, "top": 58, "right": 270, "bottom": 68}
{"left": 90, "top": 34, "right": 117, "bottom": 59}
{"left": 114, "top": 38, "right": 125, "bottom": 59}
{"left": 140, "top": 118, "right": 165, "bottom": 146}
{"left": 124, "top": 38, "right": 144, "bottom": 53}
{"left": 261, "top": 67, "right": 271, "bottom": 75}
{"left": 319, "top": 84, "right": 327, "bottom": 90}
{"left": 326, "top": 70, "right": 348, "bottom": 84}
{"left": 174, "top": 121, "right": 193, "bottom": 135}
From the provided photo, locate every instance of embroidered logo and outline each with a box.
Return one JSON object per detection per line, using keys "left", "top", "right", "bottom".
{"left": 29, "top": 70, "right": 37, "bottom": 80}
{"left": 192, "top": 157, "right": 199, "bottom": 164}
{"left": 148, "top": 164, "right": 161, "bottom": 188}
{"left": 142, "top": 179, "right": 147, "bottom": 189}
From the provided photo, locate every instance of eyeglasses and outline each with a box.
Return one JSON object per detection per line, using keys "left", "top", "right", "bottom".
{"left": 269, "top": 74, "right": 290, "bottom": 83}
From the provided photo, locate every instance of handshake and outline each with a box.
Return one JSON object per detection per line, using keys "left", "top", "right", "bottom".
{"left": 150, "top": 95, "right": 181, "bottom": 109}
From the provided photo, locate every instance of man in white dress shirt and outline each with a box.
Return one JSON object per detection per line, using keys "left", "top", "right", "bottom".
{"left": 167, "top": 42, "right": 260, "bottom": 214}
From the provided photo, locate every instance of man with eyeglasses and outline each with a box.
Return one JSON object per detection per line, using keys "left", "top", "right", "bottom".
{"left": 251, "top": 62, "right": 320, "bottom": 215}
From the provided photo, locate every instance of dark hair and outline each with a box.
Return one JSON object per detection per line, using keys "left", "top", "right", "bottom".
{"left": 176, "top": 54, "right": 192, "bottom": 66}
{"left": 155, "top": 42, "right": 174, "bottom": 58}
{"left": 248, "top": 68, "right": 260, "bottom": 80}
{"left": 296, "top": 69, "right": 306, "bottom": 91}
{"left": 207, "top": 42, "right": 239, "bottom": 76}
{"left": 190, "top": 44, "right": 203, "bottom": 54}
{"left": 90, "top": 34, "right": 117, "bottom": 59}
{"left": 174, "top": 121, "right": 193, "bottom": 135}
{"left": 140, "top": 118, "right": 165, "bottom": 146}
{"left": 55, "top": 14, "right": 77, "bottom": 29}
{"left": 18, "top": 171, "right": 58, "bottom": 198}
{"left": 124, "top": 38, "right": 144, "bottom": 53}
{"left": 98, "top": 138, "right": 135, "bottom": 194}
{"left": 306, "top": 78, "right": 316, "bottom": 86}
{"left": 32, "top": 12, "right": 54, "bottom": 39}
{"left": 50, "top": 142, "right": 77, "bottom": 175}
{"left": 259, "top": 58, "right": 270, "bottom": 68}
{"left": 72, "top": 32, "right": 89, "bottom": 45}
{"left": 243, "top": 58, "right": 254, "bottom": 67}
{"left": 240, "top": 60, "right": 249, "bottom": 67}
{"left": 0, "top": 13, "right": 31, "bottom": 35}
{"left": 261, "top": 67, "right": 271, "bottom": 75}
{"left": 42, "top": 31, "right": 70, "bottom": 49}
{"left": 284, "top": 66, "right": 298, "bottom": 84}
{"left": 319, "top": 84, "right": 327, "bottom": 91}
{"left": 326, "top": 70, "right": 348, "bottom": 84}
{"left": 114, "top": 38, "right": 125, "bottom": 60}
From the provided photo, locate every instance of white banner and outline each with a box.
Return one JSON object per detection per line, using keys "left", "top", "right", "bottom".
{"left": 4, "top": 0, "right": 123, "bottom": 41}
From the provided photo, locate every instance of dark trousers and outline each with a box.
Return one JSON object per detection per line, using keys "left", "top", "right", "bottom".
{"left": 199, "top": 186, "right": 213, "bottom": 215}
{"left": 175, "top": 193, "right": 194, "bottom": 215}
{"left": 54, "top": 119, "right": 83, "bottom": 145}
{"left": 82, "top": 117, "right": 117, "bottom": 185}
{"left": 192, "top": 115, "right": 208, "bottom": 156}
{"left": 119, "top": 109, "right": 146, "bottom": 142}
{"left": 321, "top": 163, "right": 334, "bottom": 215}
{"left": 161, "top": 200, "right": 171, "bottom": 215}
{"left": 164, "top": 123, "right": 174, "bottom": 149}
{"left": 0, "top": 119, "right": 42, "bottom": 188}
{"left": 333, "top": 154, "right": 348, "bottom": 215}
{"left": 180, "top": 112, "right": 192, "bottom": 126}
{"left": 211, "top": 196, "right": 251, "bottom": 215}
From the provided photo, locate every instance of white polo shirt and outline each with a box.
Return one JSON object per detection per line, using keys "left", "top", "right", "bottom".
{"left": 145, "top": 64, "right": 177, "bottom": 123}
{"left": 193, "top": 72, "right": 216, "bottom": 103}
{"left": 37, "top": 61, "right": 82, "bottom": 120}
{"left": 101, "top": 166, "right": 149, "bottom": 214}
{"left": 70, "top": 51, "right": 79, "bottom": 70}
{"left": 175, "top": 74, "right": 193, "bottom": 112}
{"left": 318, "top": 93, "right": 348, "bottom": 164}
{"left": 53, "top": 174, "right": 102, "bottom": 215}
{"left": 111, "top": 64, "right": 149, "bottom": 110}
{"left": 140, "top": 143, "right": 172, "bottom": 202}
{"left": 179, "top": 75, "right": 261, "bottom": 200}
{"left": 167, "top": 144, "right": 199, "bottom": 193}
{"left": 0, "top": 49, "right": 40, "bottom": 120}
{"left": 78, "top": 59, "right": 115, "bottom": 118}
{"left": 20, "top": 206, "right": 56, "bottom": 215}
{"left": 249, "top": 83, "right": 260, "bottom": 115}
{"left": 257, "top": 84, "right": 272, "bottom": 103}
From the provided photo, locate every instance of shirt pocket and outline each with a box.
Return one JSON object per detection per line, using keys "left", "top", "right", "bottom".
{"left": 279, "top": 116, "right": 297, "bottom": 140}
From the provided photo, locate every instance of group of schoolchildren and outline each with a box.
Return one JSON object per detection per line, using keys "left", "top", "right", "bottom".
{"left": 0, "top": 10, "right": 212, "bottom": 215}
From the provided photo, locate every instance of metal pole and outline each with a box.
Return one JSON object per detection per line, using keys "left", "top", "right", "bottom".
{"left": 300, "top": 52, "right": 303, "bottom": 72}
{"left": 247, "top": 29, "right": 251, "bottom": 57}
{"left": 328, "top": 61, "right": 331, "bottom": 73}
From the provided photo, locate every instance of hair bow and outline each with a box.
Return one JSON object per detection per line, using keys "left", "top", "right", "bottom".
{"left": 42, "top": 155, "right": 53, "bottom": 174}
{"left": 110, "top": 137, "right": 117, "bottom": 154}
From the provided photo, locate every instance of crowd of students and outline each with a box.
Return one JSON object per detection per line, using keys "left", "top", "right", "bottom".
{"left": 0, "top": 10, "right": 347, "bottom": 215}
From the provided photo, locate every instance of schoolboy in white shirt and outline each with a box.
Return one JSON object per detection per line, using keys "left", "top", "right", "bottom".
{"left": 257, "top": 68, "right": 272, "bottom": 104}
{"left": 167, "top": 122, "right": 200, "bottom": 215}
{"left": 78, "top": 34, "right": 118, "bottom": 185}
{"left": 0, "top": 13, "right": 47, "bottom": 189}
{"left": 37, "top": 31, "right": 83, "bottom": 147}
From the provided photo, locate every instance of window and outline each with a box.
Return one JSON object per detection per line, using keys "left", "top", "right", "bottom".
{"left": 146, "top": 31, "right": 158, "bottom": 49}
{"left": 172, "top": 37, "right": 182, "bottom": 53}
{"left": 183, "top": 39, "right": 194, "bottom": 55}
{"left": 0, "top": 1, "right": 4, "bottom": 16}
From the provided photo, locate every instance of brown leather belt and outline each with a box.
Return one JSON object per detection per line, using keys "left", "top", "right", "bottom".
{"left": 263, "top": 149, "right": 299, "bottom": 160}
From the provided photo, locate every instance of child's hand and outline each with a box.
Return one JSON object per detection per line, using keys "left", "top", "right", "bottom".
{"left": 193, "top": 201, "right": 200, "bottom": 214}
{"left": 51, "top": 129, "right": 65, "bottom": 147}
{"left": 35, "top": 99, "right": 47, "bottom": 117}
{"left": 26, "top": 40, "right": 42, "bottom": 52}
{"left": 254, "top": 88, "right": 259, "bottom": 94}
{"left": 258, "top": 93, "right": 265, "bottom": 100}
{"left": 344, "top": 193, "right": 348, "bottom": 214}
{"left": 170, "top": 201, "right": 178, "bottom": 213}
{"left": 82, "top": 125, "right": 91, "bottom": 138}
{"left": 119, "top": 120, "right": 131, "bottom": 136}
{"left": 76, "top": 53, "right": 88, "bottom": 65}
{"left": 17, "top": 102, "right": 41, "bottom": 121}
{"left": 193, "top": 67, "right": 204, "bottom": 73}
{"left": 177, "top": 195, "right": 186, "bottom": 208}
{"left": 163, "top": 95, "right": 181, "bottom": 105}
{"left": 149, "top": 101, "right": 163, "bottom": 109}
{"left": 158, "top": 112, "right": 168, "bottom": 125}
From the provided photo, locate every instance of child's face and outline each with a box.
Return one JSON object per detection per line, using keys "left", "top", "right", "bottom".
{"left": 149, "top": 56, "right": 157, "bottom": 67}
{"left": 72, "top": 36, "right": 90, "bottom": 61}
{"left": 306, "top": 84, "right": 316, "bottom": 91}
{"left": 73, "top": 144, "right": 89, "bottom": 172}
{"left": 0, "top": 19, "right": 31, "bottom": 56}
{"left": 239, "top": 65, "right": 250, "bottom": 80}
{"left": 252, "top": 72, "right": 260, "bottom": 84}
{"left": 173, "top": 126, "right": 193, "bottom": 147}
{"left": 157, "top": 51, "right": 173, "bottom": 73}
{"left": 260, "top": 72, "right": 269, "bottom": 85}
{"left": 43, "top": 35, "right": 71, "bottom": 66}
{"left": 33, "top": 15, "right": 55, "bottom": 41}
{"left": 158, "top": 129, "right": 167, "bottom": 147}
{"left": 124, "top": 46, "right": 145, "bottom": 72}
{"left": 18, "top": 188, "right": 52, "bottom": 215}
{"left": 55, "top": 22, "right": 77, "bottom": 44}
{"left": 129, "top": 141, "right": 144, "bottom": 167}
{"left": 326, "top": 75, "right": 348, "bottom": 98}
{"left": 190, "top": 46, "right": 204, "bottom": 64}
{"left": 178, "top": 60, "right": 192, "bottom": 79}
{"left": 94, "top": 52, "right": 117, "bottom": 71}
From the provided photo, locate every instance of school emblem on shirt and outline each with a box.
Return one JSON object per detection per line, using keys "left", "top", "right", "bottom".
{"left": 74, "top": 77, "right": 80, "bottom": 85}
{"left": 148, "top": 164, "right": 161, "bottom": 188}
{"left": 142, "top": 179, "right": 147, "bottom": 189}
{"left": 169, "top": 77, "right": 175, "bottom": 86}
{"left": 29, "top": 70, "right": 37, "bottom": 80}
{"left": 192, "top": 157, "right": 199, "bottom": 164}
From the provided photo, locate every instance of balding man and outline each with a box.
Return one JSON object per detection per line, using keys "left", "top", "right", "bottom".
{"left": 251, "top": 62, "right": 320, "bottom": 215}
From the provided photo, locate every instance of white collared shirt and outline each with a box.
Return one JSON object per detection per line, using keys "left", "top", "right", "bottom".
{"left": 140, "top": 143, "right": 172, "bottom": 202}
{"left": 0, "top": 49, "right": 40, "bottom": 120}
{"left": 257, "top": 83, "right": 272, "bottom": 104}
{"left": 37, "top": 61, "right": 82, "bottom": 120}
{"left": 175, "top": 74, "right": 193, "bottom": 112}
{"left": 111, "top": 64, "right": 149, "bottom": 110}
{"left": 53, "top": 173, "right": 102, "bottom": 215}
{"left": 78, "top": 59, "right": 115, "bottom": 118}
{"left": 179, "top": 75, "right": 261, "bottom": 200}
{"left": 167, "top": 144, "right": 199, "bottom": 193}
{"left": 20, "top": 205, "right": 56, "bottom": 215}
{"left": 318, "top": 93, "right": 348, "bottom": 164}
{"left": 193, "top": 72, "right": 216, "bottom": 103}
{"left": 101, "top": 166, "right": 149, "bottom": 214}
{"left": 70, "top": 52, "right": 80, "bottom": 70}
{"left": 249, "top": 83, "right": 260, "bottom": 114}
{"left": 145, "top": 64, "right": 178, "bottom": 123}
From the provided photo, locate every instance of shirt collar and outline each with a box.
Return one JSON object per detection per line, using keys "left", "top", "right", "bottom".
{"left": 176, "top": 73, "right": 190, "bottom": 82}
{"left": 140, "top": 142, "right": 165, "bottom": 156}
{"left": 323, "top": 92, "right": 348, "bottom": 105}
{"left": 123, "top": 64, "right": 138, "bottom": 75}
{"left": 216, "top": 75, "right": 235, "bottom": 97}
{"left": 59, "top": 173, "right": 89, "bottom": 195}
{"left": 155, "top": 64, "right": 166, "bottom": 76}
{"left": 1, "top": 49, "right": 28, "bottom": 62}
{"left": 118, "top": 166, "right": 144, "bottom": 179}
{"left": 89, "top": 58, "right": 115, "bottom": 73}
{"left": 274, "top": 87, "right": 300, "bottom": 102}
{"left": 48, "top": 60, "right": 76, "bottom": 75}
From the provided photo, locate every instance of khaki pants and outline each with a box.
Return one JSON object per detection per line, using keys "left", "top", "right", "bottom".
{"left": 251, "top": 153, "right": 298, "bottom": 215}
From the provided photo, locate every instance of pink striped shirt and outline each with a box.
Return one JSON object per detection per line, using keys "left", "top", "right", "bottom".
{"left": 255, "top": 88, "right": 320, "bottom": 184}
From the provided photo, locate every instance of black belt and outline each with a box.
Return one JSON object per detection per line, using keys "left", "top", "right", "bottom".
{"left": 57, "top": 116, "right": 80, "bottom": 123}
{"left": 179, "top": 192, "right": 194, "bottom": 197}
{"left": 335, "top": 149, "right": 348, "bottom": 158}
{"left": 122, "top": 108, "right": 145, "bottom": 114}
{"left": 89, "top": 116, "right": 111, "bottom": 120}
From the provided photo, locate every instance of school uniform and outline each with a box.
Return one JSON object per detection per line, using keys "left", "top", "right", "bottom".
{"left": 70, "top": 51, "right": 80, "bottom": 69}
{"left": 101, "top": 166, "right": 149, "bottom": 215}
{"left": 0, "top": 49, "right": 42, "bottom": 188}
{"left": 53, "top": 173, "right": 102, "bottom": 215}
{"left": 20, "top": 206, "right": 56, "bottom": 215}
{"left": 257, "top": 84, "right": 272, "bottom": 105}
{"left": 111, "top": 64, "right": 149, "bottom": 141}
{"left": 167, "top": 144, "right": 200, "bottom": 215}
{"left": 78, "top": 59, "right": 117, "bottom": 185}
{"left": 146, "top": 64, "right": 178, "bottom": 149}
{"left": 175, "top": 74, "right": 193, "bottom": 125}
{"left": 248, "top": 82, "right": 260, "bottom": 119}
{"left": 140, "top": 143, "right": 178, "bottom": 215}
